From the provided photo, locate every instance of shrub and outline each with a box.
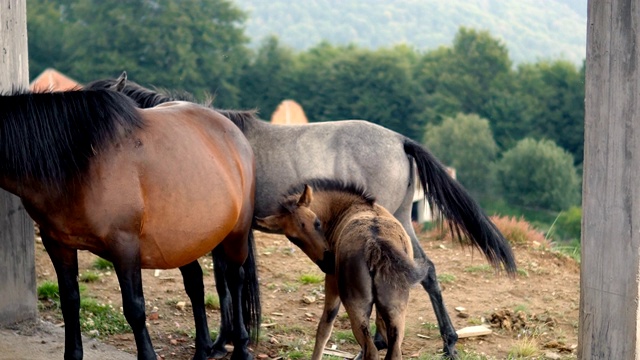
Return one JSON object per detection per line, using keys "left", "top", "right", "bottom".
{"left": 496, "top": 138, "right": 580, "bottom": 211}
{"left": 553, "top": 206, "right": 582, "bottom": 242}
{"left": 424, "top": 113, "right": 498, "bottom": 197}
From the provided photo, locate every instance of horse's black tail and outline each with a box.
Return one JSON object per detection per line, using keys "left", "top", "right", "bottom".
{"left": 242, "top": 229, "right": 261, "bottom": 344}
{"left": 403, "top": 138, "right": 517, "bottom": 274}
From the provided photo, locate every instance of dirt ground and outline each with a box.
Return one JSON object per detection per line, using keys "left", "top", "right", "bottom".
{"left": 29, "top": 228, "right": 579, "bottom": 359}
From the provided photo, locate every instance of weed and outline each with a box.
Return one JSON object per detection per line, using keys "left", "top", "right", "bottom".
{"left": 79, "top": 271, "right": 101, "bottom": 283}
{"left": 463, "top": 264, "right": 493, "bottom": 274}
{"left": 333, "top": 329, "right": 357, "bottom": 344}
{"left": 299, "top": 273, "right": 324, "bottom": 285}
{"left": 508, "top": 337, "right": 539, "bottom": 358}
{"left": 437, "top": 273, "right": 456, "bottom": 283}
{"left": 92, "top": 257, "right": 114, "bottom": 270}
{"left": 205, "top": 293, "right": 220, "bottom": 310}
{"left": 79, "top": 298, "right": 129, "bottom": 336}
{"left": 37, "top": 281, "right": 59, "bottom": 300}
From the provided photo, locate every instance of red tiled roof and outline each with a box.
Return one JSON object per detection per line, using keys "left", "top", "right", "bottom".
{"left": 29, "top": 68, "right": 80, "bottom": 92}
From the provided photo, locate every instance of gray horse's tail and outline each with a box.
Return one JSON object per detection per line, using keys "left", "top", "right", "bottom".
{"left": 403, "top": 138, "right": 517, "bottom": 274}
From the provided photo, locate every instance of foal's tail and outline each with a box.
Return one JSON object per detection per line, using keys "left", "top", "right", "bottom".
{"left": 403, "top": 138, "right": 517, "bottom": 274}
{"left": 365, "top": 239, "right": 426, "bottom": 288}
{"left": 242, "top": 229, "right": 261, "bottom": 344}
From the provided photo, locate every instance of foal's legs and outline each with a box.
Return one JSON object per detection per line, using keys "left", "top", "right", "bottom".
{"left": 311, "top": 275, "right": 341, "bottom": 360}
{"left": 42, "top": 235, "right": 83, "bottom": 360}
{"left": 110, "top": 234, "right": 157, "bottom": 360}
{"left": 340, "top": 258, "right": 377, "bottom": 360}
{"left": 374, "top": 287, "right": 410, "bottom": 360}
{"left": 179, "top": 260, "right": 214, "bottom": 360}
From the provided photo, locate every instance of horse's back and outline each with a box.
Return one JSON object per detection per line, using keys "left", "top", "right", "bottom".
{"left": 250, "top": 120, "right": 410, "bottom": 218}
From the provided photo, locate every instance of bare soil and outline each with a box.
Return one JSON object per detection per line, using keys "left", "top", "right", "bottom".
{"left": 33, "top": 229, "right": 580, "bottom": 359}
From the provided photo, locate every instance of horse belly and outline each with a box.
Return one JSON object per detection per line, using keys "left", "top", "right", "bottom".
{"left": 138, "top": 163, "right": 242, "bottom": 269}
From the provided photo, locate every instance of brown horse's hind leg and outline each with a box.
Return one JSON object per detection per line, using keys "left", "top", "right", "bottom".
{"left": 110, "top": 234, "right": 157, "bottom": 360}
{"left": 41, "top": 235, "right": 83, "bottom": 360}
{"left": 179, "top": 260, "right": 214, "bottom": 360}
{"left": 210, "top": 246, "right": 233, "bottom": 358}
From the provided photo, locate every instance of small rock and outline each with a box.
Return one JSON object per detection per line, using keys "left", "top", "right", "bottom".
{"left": 544, "top": 352, "right": 561, "bottom": 360}
{"left": 302, "top": 295, "right": 316, "bottom": 304}
{"left": 305, "top": 312, "right": 315, "bottom": 317}
{"left": 176, "top": 301, "right": 186, "bottom": 311}
{"left": 88, "top": 330, "right": 99, "bottom": 337}
{"left": 457, "top": 312, "right": 470, "bottom": 319}
{"left": 170, "top": 339, "right": 178, "bottom": 345}
{"left": 257, "top": 354, "right": 269, "bottom": 359}
{"left": 455, "top": 306, "right": 466, "bottom": 312}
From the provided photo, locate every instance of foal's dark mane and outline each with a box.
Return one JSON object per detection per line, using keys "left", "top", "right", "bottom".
{"left": 84, "top": 78, "right": 257, "bottom": 132}
{"left": 0, "top": 89, "right": 144, "bottom": 191}
{"left": 278, "top": 178, "right": 376, "bottom": 214}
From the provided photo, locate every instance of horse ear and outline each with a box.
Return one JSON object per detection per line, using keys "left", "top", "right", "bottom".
{"left": 113, "top": 71, "right": 127, "bottom": 92}
{"left": 297, "top": 184, "right": 313, "bottom": 207}
{"left": 256, "top": 215, "right": 282, "bottom": 231}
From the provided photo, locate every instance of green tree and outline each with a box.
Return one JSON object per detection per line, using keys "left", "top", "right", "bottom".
{"left": 237, "top": 36, "right": 297, "bottom": 116}
{"left": 27, "top": 0, "right": 72, "bottom": 76}
{"left": 291, "top": 44, "right": 426, "bottom": 139}
{"left": 415, "top": 27, "right": 513, "bottom": 125}
{"left": 496, "top": 138, "right": 580, "bottom": 211}
{"left": 512, "top": 60, "right": 585, "bottom": 164}
{"left": 28, "top": 0, "right": 250, "bottom": 104}
{"left": 423, "top": 113, "right": 498, "bottom": 197}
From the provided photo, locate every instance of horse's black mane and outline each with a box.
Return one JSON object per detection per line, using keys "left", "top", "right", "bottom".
{"left": 279, "top": 178, "right": 376, "bottom": 213}
{"left": 0, "top": 89, "right": 144, "bottom": 192}
{"left": 84, "top": 78, "right": 257, "bottom": 132}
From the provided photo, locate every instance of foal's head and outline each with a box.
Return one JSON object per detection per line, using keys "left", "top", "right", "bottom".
{"left": 257, "top": 184, "right": 335, "bottom": 274}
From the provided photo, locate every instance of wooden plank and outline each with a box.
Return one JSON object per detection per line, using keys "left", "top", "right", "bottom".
{"left": 455, "top": 325, "right": 492, "bottom": 339}
{"left": 322, "top": 348, "right": 356, "bottom": 359}
{"left": 0, "top": 0, "right": 36, "bottom": 326}
{"left": 580, "top": 0, "right": 640, "bottom": 358}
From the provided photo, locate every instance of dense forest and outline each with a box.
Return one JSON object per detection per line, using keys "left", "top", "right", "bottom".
{"left": 26, "top": 0, "right": 585, "bottom": 234}
{"left": 235, "top": 0, "right": 587, "bottom": 64}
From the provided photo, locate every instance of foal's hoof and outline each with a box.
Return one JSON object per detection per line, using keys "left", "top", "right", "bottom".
{"left": 354, "top": 352, "right": 363, "bottom": 360}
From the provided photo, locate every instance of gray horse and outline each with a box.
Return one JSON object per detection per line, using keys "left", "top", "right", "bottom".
{"left": 86, "top": 73, "right": 517, "bottom": 359}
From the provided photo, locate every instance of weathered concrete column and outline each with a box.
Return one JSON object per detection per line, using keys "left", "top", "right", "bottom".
{"left": 580, "top": 0, "right": 640, "bottom": 358}
{"left": 0, "top": 0, "right": 36, "bottom": 326}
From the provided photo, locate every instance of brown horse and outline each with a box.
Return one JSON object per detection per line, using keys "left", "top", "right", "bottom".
{"left": 257, "top": 180, "right": 426, "bottom": 360}
{"left": 0, "top": 89, "right": 260, "bottom": 360}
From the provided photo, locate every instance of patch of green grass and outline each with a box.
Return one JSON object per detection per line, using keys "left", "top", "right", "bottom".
{"left": 437, "top": 273, "right": 456, "bottom": 284}
{"left": 333, "top": 329, "right": 357, "bottom": 344}
{"left": 422, "top": 322, "right": 439, "bottom": 331}
{"left": 281, "top": 282, "right": 299, "bottom": 293}
{"left": 37, "top": 281, "right": 59, "bottom": 300}
{"left": 79, "top": 271, "right": 101, "bottom": 283}
{"left": 463, "top": 264, "right": 493, "bottom": 274}
{"left": 92, "top": 257, "right": 114, "bottom": 270}
{"left": 517, "top": 268, "right": 529, "bottom": 277}
{"left": 205, "top": 293, "right": 220, "bottom": 310}
{"left": 285, "top": 350, "right": 308, "bottom": 360}
{"left": 299, "top": 273, "right": 324, "bottom": 285}
{"left": 514, "top": 304, "right": 529, "bottom": 313}
{"left": 79, "top": 298, "right": 129, "bottom": 336}
{"left": 552, "top": 239, "right": 581, "bottom": 263}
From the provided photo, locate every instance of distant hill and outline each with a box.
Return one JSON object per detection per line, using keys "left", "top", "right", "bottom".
{"left": 234, "top": 0, "right": 587, "bottom": 65}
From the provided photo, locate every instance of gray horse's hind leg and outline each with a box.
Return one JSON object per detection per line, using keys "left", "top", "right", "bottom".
{"left": 411, "top": 234, "right": 458, "bottom": 359}
{"left": 395, "top": 198, "right": 458, "bottom": 359}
